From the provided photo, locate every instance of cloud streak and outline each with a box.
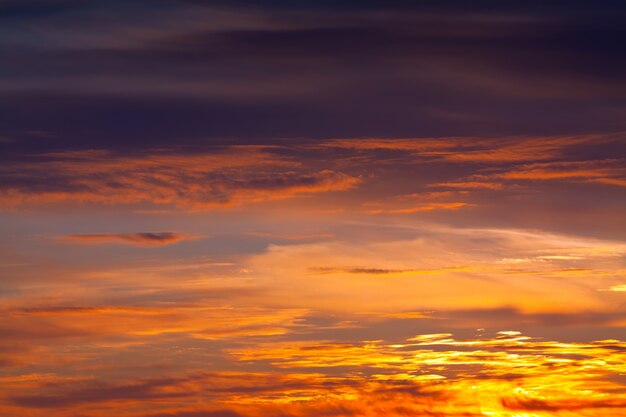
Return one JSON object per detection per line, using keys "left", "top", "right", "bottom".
{"left": 0, "top": 147, "right": 360, "bottom": 210}
{"left": 62, "top": 232, "right": 198, "bottom": 246}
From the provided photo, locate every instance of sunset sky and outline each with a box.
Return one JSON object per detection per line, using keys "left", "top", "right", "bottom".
{"left": 1, "top": 1, "right": 626, "bottom": 417}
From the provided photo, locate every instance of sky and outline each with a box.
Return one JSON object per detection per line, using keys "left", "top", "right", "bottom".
{"left": 1, "top": 1, "right": 626, "bottom": 416}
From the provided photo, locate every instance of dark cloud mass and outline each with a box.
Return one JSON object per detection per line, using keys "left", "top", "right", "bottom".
{"left": 1, "top": 0, "right": 626, "bottom": 157}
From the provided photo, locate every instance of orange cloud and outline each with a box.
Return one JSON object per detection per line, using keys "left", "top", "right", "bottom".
{"left": 367, "top": 201, "right": 470, "bottom": 214}
{"left": 364, "top": 191, "right": 472, "bottom": 214}
{"left": 222, "top": 331, "right": 626, "bottom": 417}
{"left": 479, "top": 159, "right": 626, "bottom": 186}
{"left": 322, "top": 133, "right": 621, "bottom": 163}
{"left": 0, "top": 147, "right": 360, "bottom": 210}
{"left": 245, "top": 227, "right": 626, "bottom": 314}
{"left": 309, "top": 266, "right": 471, "bottom": 276}
{"left": 434, "top": 181, "right": 503, "bottom": 189}
{"left": 0, "top": 304, "right": 308, "bottom": 354}
{"left": 1, "top": 134, "right": 624, "bottom": 417}
{"left": 501, "top": 396, "right": 626, "bottom": 413}
{"left": 62, "top": 232, "right": 199, "bottom": 246}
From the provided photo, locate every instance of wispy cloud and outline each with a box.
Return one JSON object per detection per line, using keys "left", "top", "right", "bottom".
{"left": 434, "top": 181, "right": 503, "bottom": 190}
{"left": 322, "top": 134, "right": 621, "bottom": 164}
{"left": 364, "top": 191, "right": 473, "bottom": 214}
{"left": 309, "top": 266, "right": 471, "bottom": 276}
{"left": 0, "top": 147, "right": 359, "bottom": 210}
{"left": 482, "top": 159, "right": 626, "bottom": 186}
{"left": 62, "top": 232, "right": 199, "bottom": 246}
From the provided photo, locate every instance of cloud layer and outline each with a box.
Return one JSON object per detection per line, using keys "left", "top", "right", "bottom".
{"left": 1, "top": 2, "right": 625, "bottom": 417}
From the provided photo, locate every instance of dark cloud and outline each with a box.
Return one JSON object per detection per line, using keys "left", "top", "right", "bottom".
{"left": 1, "top": 0, "right": 626, "bottom": 159}
{"left": 10, "top": 376, "right": 193, "bottom": 408}
{"left": 62, "top": 232, "right": 197, "bottom": 246}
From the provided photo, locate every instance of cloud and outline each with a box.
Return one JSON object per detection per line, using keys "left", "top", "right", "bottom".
{"left": 2, "top": 0, "right": 626, "bottom": 161}
{"left": 501, "top": 396, "right": 626, "bottom": 412}
{"left": 0, "top": 134, "right": 622, "bottom": 219}
{"left": 0, "top": 147, "right": 360, "bottom": 210}
{"left": 222, "top": 330, "right": 626, "bottom": 416}
{"left": 10, "top": 376, "right": 192, "bottom": 408}
{"left": 438, "top": 307, "right": 626, "bottom": 328}
{"left": 62, "top": 232, "right": 198, "bottom": 246}
{"left": 145, "top": 411, "right": 244, "bottom": 417}
{"left": 0, "top": 304, "right": 309, "bottom": 351}
{"left": 245, "top": 226, "right": 626, "bottom": 314}
{"left": 309, "top": 266, "right": 470, "bottom": 276}
{"left": 322, "top": 134, "right": 620, "bottom": 164}
{"left": 3, "top": 312, "right": 626, "bottom": 416}
{"left": 433, "top": 181, "right": 503, "bottom": 190}
{"left": 1, "top": 4, "right": 625, "bottom": 416}
{"left": 363, "top": 191, "right": 473, "bottom": 215}
{"left": 367, "top": 202, "right": 470, "bottom": 214}
{"left": 485, "top": 159, "right": 626, "bottom": 185}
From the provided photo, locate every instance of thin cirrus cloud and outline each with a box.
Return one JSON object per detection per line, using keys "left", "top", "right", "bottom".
{"left": 321, "top": 134, "right": 622, "bottom": 163}
{"left": 480, "top": 159, "right": 626, "bottom": 186}
{"left": 363, "top": 191, "right": 473, "bottom": 214}
{"left": 61, "top": 232, "right": 199, "bottom": 246}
